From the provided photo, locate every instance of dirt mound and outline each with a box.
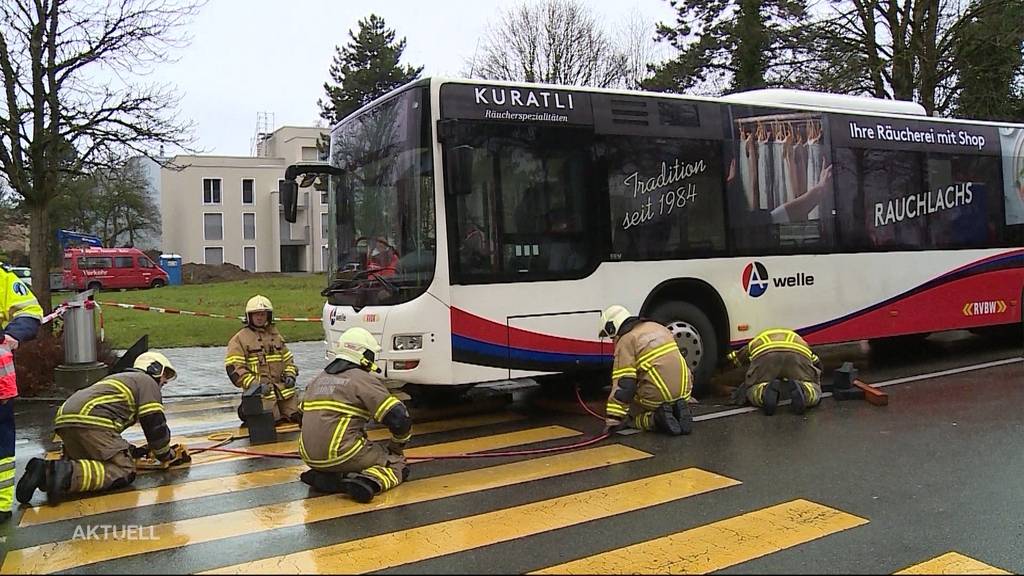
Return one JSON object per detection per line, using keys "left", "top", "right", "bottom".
{"left": 181, "top": 262, "right": 256, "bottom": 284}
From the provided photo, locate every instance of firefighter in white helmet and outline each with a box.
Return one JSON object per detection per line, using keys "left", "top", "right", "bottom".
{"left": 297, "top": 327, "right": 412, "bottom": 503}
{"left": 599, "top": 305, "right": 693, "bottom": 436}
{"left": 16, "top": 351, "right": 187, "bottom": 504}
{"left": 225, "top": 295, "right": 301, "bottom": 424}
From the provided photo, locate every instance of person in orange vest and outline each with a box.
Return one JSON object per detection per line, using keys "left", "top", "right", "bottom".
{"left": 727, "top": 328, "right": 823, "bottom": 415}
{"left": 0, "top": 265, "right": 42, "bottom": 522}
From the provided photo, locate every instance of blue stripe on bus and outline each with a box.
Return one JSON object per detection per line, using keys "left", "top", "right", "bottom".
{"left": 452, "top": 334, "right": 610, "bottom": 369}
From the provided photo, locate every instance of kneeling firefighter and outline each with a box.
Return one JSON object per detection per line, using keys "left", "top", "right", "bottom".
{"left": 16, "top": 352, "right": 187, "bottom": 504}
{"left": 225, "top": 295, "right": 301, "bottom": 425}
{"left": 727, "top": 328, "right": 822, "bottom": 415}
{"left": 599, "top": 305, "right": 693, "bottom": 436}
{"left": 298, "top": 327, "right": 411, "bottom": 503}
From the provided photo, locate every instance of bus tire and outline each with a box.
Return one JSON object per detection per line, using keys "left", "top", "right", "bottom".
{"left": 648, "top": 300, "right": 718, "bottom": 397}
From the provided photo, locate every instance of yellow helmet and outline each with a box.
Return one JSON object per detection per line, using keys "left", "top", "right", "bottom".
{"left": 598, "top": 305, "right": 631, "bottom": 338}
{"left": 335, "top": 327, "right": 382, "bottom": 371}
{"left": 134, "top": 351, "right": 176, "bottom": 382}
{"left": 245, "top": 295, "right": 273, "bottom": 325}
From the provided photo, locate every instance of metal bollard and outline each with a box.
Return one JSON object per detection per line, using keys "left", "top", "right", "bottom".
{"left": 54, "top": 290, "right": 109, "bottom": 391}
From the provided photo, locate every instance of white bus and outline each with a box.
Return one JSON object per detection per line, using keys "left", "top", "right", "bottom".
{"left": 280, "top": 78, "right": 1024, "bottom": 394}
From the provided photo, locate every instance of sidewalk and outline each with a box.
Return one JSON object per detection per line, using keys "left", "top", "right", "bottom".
{"left": 153, "top": 340, "right": 326, "bottom": 397}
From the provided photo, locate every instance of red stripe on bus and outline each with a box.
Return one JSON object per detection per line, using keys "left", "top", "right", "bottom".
{"left": 451, "top": 308, "right": 604, "bottom": 354}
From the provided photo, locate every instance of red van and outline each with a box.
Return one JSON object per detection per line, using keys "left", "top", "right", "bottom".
{"left": 62, "top": 248, "right": 170, "bottom": 291}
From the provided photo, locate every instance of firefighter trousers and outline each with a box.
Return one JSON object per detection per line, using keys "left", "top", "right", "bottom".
{"left": 237, "top": 388, "right": 301, "bottom": 423}
{"left": 310, "top": 441, "right": 406, "bottom": 494}
{"left": 57, "top": 427, "right": 136, "bottom": 493}
{"left": 0, "top": 401, "right": 15, "bottom": 513}
{"left": 747, "top": 379, "right": 822, "bottom": 408}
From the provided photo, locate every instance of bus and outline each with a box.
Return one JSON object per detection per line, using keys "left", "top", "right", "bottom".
{"left": 280, "top": 78, "right": 1024, "bottom": 395}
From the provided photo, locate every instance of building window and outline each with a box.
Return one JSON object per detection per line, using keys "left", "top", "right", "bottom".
{"left": 320, "top": 212, "right": 328, "bottom": 238}
{"left": 321, "top": 189, "right": 328, "bottom": 204}
{"left": 242, "top": 179, "right": 254, "bottom": 204}
{"left": 243, "top": 212, "right": 256, "bottom": 241}
{"left": 204, "top": 247, "right": 224, "bottom": 265}
{"left": 204, "top": 213, "right": 223, "bottom": 241}
{"left": 321, "top": 245, "right": 329, "bottom": 272}
{"left": 243, "top": 246, "right": 256, "bottom": 272}
{"left": 301, "top": 146, "right": 319, "bottom": 161}
{"left": 203, "top": 178, "right": 222, "bottom": 204}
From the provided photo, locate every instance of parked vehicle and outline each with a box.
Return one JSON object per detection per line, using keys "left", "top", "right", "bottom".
{"left": 62, "top": 248, "right": 170, "bottom": 291}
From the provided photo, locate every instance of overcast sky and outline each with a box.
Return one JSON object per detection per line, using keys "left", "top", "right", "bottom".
{"left": 151, "top": 0, "right": 678, "bottom": 156}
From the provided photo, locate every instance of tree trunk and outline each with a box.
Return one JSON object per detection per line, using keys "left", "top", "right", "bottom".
{"left": 28, "top": 201, "right": 53, "bottom": 316}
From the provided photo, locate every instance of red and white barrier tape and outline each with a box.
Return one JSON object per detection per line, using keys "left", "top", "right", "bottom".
{"left": 97, "top": 301, "right": 321, "bottom": 322}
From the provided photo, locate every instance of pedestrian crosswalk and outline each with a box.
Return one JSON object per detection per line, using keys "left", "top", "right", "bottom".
{"left": 2, "top": 409, "right": 1015, "bottom": 575}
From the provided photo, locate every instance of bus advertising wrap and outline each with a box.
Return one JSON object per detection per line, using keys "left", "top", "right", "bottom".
{"left": 830, "top": 114, "right": 1001, "bottom": 155}
{"left": 999, "top": 127, "right": 1024, "bottom": 225}
{"left": 441, "top": 83, "right": 594, "bottom": 125}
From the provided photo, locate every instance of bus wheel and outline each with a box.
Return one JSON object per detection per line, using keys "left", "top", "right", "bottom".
{"left": 649, "top": 301, "right": 718, "bottom": 397}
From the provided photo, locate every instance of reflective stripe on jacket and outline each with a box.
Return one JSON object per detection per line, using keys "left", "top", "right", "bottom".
{"left": 225, "top": 325, "right": 298, "bottom": 400}
{"left": 607, "top": 321, "right": 692, "bottom": 418}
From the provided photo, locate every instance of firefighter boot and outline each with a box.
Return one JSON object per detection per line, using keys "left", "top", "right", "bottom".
{"left": 299, "top": 469, "right": 346, "bottom": 494}
{"left": 761, "top": 379, "right": 781, "bottom": 416}
{"left": 652, "top": 403, "right": 683, "bottom": 436}
{"left": 16, "top": 457, "right": 47, "bottom": 504}
{"left": 45, "top": 460, "right": 74, "bottom": 504}
{"left": 340, "top": 475, "right": 382, "bottom": 504}
{"left": 673, "top": 399, "right": 694, "bottom": 435}
{"left": 790, "top": 380, "right": 808, "bottom": 415}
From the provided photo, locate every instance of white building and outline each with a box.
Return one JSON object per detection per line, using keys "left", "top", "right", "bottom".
{"left": 159, "top": 126, "right": 331, "bottom": 272}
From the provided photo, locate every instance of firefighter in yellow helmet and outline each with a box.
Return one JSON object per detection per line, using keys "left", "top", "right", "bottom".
{"left": 16, "top": 351, "right": 187, "bottom": 505}
{"left": 727, "top": 328, "right": 822, "bottom": 415}
{"left": 599, "top": 305, "right": 693, "bottom": 436}
{"left": 297, "top": 327, "right": 412, "bottom": 503}
{"left": 0, "top": 265, "right": 42, "bottom": 521}
{"left": 225, "top": 295, "right": 301, "bottom": 424}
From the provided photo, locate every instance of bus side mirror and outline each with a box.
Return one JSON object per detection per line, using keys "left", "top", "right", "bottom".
{"left": 448, "top": 145, "right": 475, "bottom": 196}
{"left": 280, "top": 180, "right": 299, "bottom": 223}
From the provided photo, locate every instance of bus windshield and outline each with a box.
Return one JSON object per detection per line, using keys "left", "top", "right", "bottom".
{"left": 326, "top": 85, "right": 435, "bottom": 308}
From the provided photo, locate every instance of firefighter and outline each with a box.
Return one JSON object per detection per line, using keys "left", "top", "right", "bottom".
{"left": 297, "top": 327, "right": 411, "bottom": 503}
{"left": 225, "top": 295, "right": 301, "bottom": 425}
{"left": 16, "top": 352, "right": 186, "bottom": 505}
{"left": 599, "top": 305, "right": 693, "bottom": 436}
{"left": 727, "top": 328, "right": 823, "bottom": 415}
{"left": 0, "top": 265, "right": 42, "bottom": 521}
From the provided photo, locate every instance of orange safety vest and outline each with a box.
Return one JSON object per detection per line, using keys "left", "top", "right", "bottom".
{"left": 0, "top": 347, "right": 16, "bottom": 400}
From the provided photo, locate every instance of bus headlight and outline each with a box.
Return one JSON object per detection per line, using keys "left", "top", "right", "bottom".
{"left": 393, "top": 335, "right": 423, "bottom": 351}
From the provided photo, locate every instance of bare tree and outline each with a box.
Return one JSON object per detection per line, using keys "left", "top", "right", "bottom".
{"left": 471, "top": 0, "right": 629, "bottom": 88}
{"left": 0, "top": 0, "right": 199, "bottom": 312}
{"left": 616, "top": 10, "right": 667, "bottom": 90}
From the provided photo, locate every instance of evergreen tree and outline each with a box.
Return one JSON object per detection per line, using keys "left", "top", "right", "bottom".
{"left": 319, "top": 14, "right": 424, "bottom": 125}
{"left": 953, "top": 0, "right": 1024, "bottom": 121}
{"left": 644, "top": 0, "right": 811, "bottom": 94}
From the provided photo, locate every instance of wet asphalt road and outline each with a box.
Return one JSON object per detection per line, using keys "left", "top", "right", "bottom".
{"left": 1, "top": 329, "right": 1020, "bottom": 574}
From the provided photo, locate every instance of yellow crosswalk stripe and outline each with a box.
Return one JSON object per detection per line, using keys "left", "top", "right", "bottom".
{"left": 895, "top": 552, "right": 1011, "bottom": 575}
{"left": 2, "top": 444, "right": 650, "bottom": 574}
{"left": 162, "top": 398, "right": 238, "bottom": 415}
{"left": 532, "top": 499, "right": 868, "bottom": 574}
{"left": 19, "top": 424, "right": 580, "bottom": 527}
{"left": 202, "top": 468, "right": 740, "bottom": 574}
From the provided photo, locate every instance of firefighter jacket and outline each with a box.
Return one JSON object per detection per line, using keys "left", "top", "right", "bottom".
{"left": 54, "top": 370, "right": 172, "bottom": 459}
{"left": 225, "top": 325, "right": 298, "bottom": 403}
{"left": 0, "top": 267, "right": 42, "bottom": 400}
{"left": 606, "top": 319, "right": 692, "bottom": 422}
{"left": 298, "top": 364, "right": 411, "bottom": 469}
{"left": 727, "top": 328, "right": 819, "bottom": 367}
{"left": 727, "top": 328, "right": 821, "bottom": 404}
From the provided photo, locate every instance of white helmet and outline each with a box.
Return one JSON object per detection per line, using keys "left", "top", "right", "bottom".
{"left": 598, "top": 305, "right": 631, "bottom": 339}
{"left": 245, "top": 295, "right": 273, "bottom": 325}
{"left": 335, "top": 327, "right": 382, "bottom": 371}
{"left": 134, "top": 351, "right": 176, "bottom": 382}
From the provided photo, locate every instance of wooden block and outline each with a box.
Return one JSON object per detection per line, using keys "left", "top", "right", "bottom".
{"left": 853, "top": 380, "right": 888, "bottom": 406}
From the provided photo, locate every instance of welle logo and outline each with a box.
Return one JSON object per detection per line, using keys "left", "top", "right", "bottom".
{"left": 742, "top": 262, "right": 815, "bottom": 298}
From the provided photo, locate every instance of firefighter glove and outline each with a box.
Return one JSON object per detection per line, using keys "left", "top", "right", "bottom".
{"left": 129, "top": 444, "right": 150, "bottom": 459}
{"left": 283, "top": 375, "right": 296, "bottom": 388}
{"left": 603, "top": 418, "right": 626, "bottom": 435}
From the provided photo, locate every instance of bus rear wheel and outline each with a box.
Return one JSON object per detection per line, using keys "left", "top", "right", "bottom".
{"left": 648, "top": 300, "right": 718, "bottom": 398}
